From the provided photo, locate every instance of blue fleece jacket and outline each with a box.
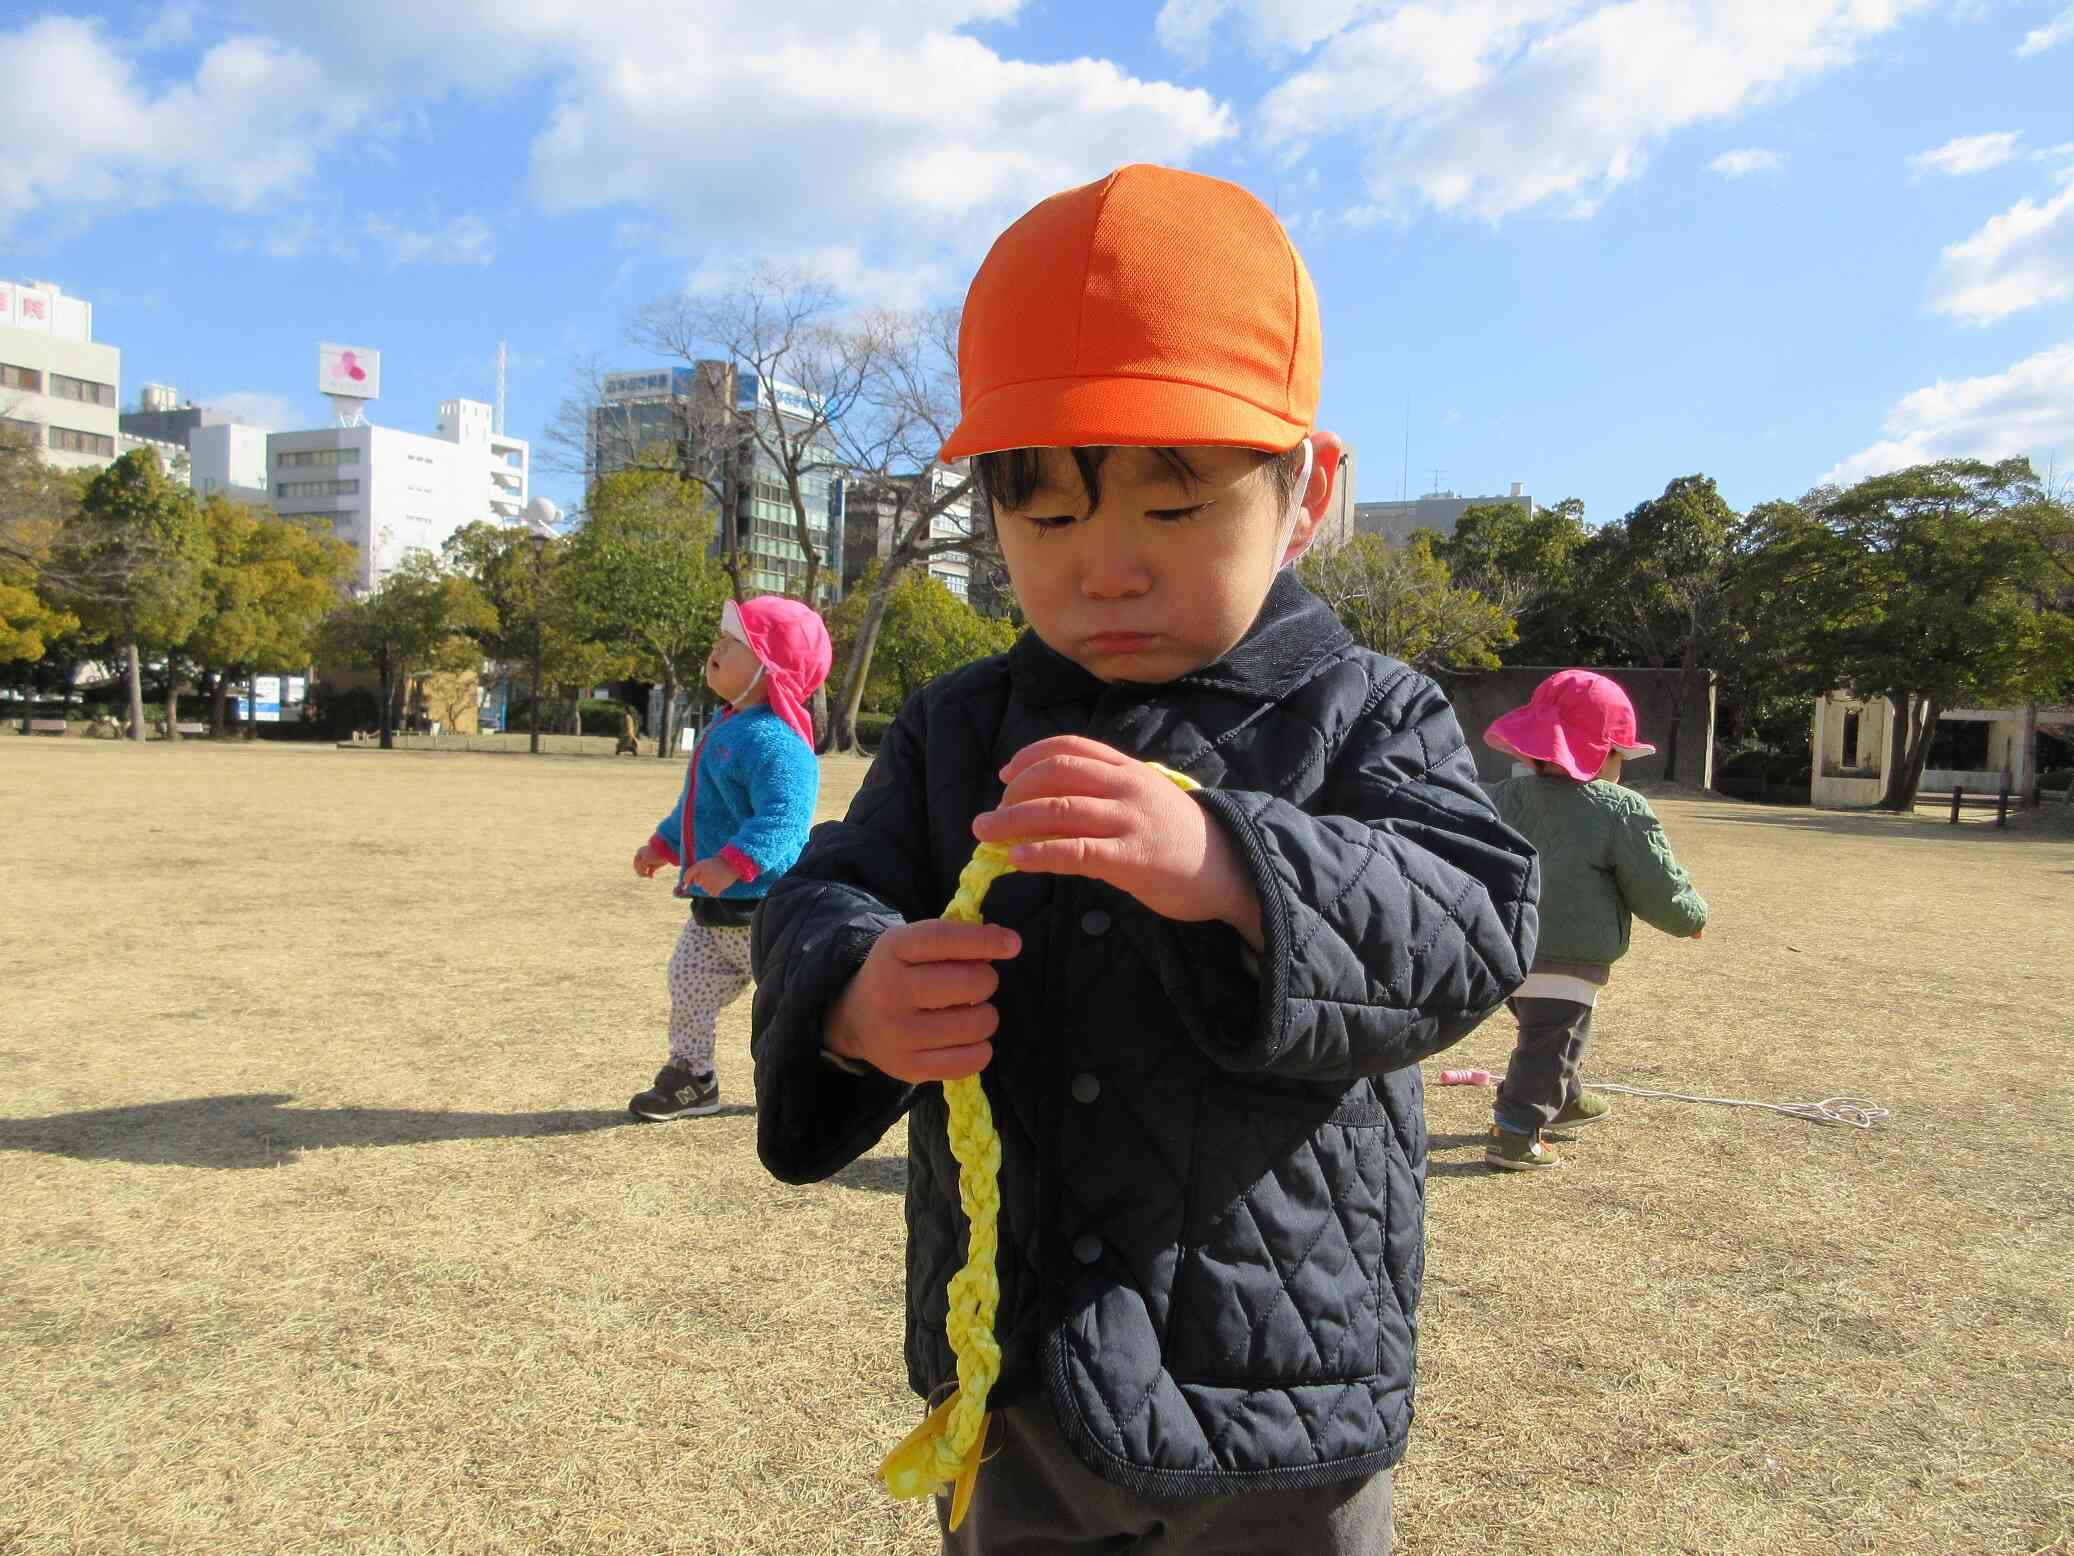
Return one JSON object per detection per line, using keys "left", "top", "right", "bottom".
{"left": 649, "top": 705, "right": 820, "bottom": 900}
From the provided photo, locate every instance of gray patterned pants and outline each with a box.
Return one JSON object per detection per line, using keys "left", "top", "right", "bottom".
{"left": 665, "top": 917, "right": 753, "bottom": 1075}
{"left": 938, "top": 1405, "right": 1393, "bottom": 1554}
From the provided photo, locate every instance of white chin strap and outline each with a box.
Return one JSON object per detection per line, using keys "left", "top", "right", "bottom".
{"left": 1273, "top": 438, "right": 1318, "bottom": 571}
{"left": 729, "top": 663, "right": 765, "bottom": 708}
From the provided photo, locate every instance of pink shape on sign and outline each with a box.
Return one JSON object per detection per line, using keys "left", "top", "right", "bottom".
{"left": 337, "top": 351, "right": 367, "bottom": 382}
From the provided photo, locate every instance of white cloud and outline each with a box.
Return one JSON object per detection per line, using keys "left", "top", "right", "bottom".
{"left": 1166, "top": 1, "right": 1936, "bottom": 223}
{"left": 2016, "top": 4, "right": 2074, "bottom": 55}
{"left": 31, "top": 0, "right": 1233, "bottom": 298}
{"left": 367, "top": 214, "right": 496, "bottom": 267}
{"left": 201, "top": 391, "right": 305, "bottom": 432}
{"left": 1908, "top": 130, "right": 2023, "bottom": 178}
{"left": 1825, "top": 343, "right": 2074, "bottom": 484}
{"left": 1710, "top": 148, "right": 1785, "bottom": 179}
{"left": 522, "top": 29, "right": 1233, "bottom": 278}
{"left": 0, "top": 16, "right": 367, "bottom": 232}
{"left": 1929, "top": 172, "right": 2074, "bottom": 324}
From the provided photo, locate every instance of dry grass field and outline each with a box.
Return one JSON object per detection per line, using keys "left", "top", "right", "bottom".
{"left": 2, "top": 738, "right": 2070, "bottom": 1556}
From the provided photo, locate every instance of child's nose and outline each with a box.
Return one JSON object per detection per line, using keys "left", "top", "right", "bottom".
{"left": 1078, "top": 539, "right": 1152, "bottom": 601}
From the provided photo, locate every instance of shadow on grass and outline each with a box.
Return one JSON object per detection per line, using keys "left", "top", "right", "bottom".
{"left": 0, "top": 1092, "right": 663, "bottom": 1169}
{"left": 1424, "top": 1130, "right": 1505, "bottom": 1179}
{"left": 831, "top": 1155, "right": 908, "bottom": 1194}
{"left": 1703, "top": 805, "right": 2055, "bottom": 843}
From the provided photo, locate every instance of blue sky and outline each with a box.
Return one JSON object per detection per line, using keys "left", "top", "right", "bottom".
{"left": 5, "top": 0, "right": 2071, "bottom": 524}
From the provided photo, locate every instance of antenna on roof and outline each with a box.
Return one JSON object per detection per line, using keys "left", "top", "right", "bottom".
{"left": 496, "top": 340, "right": 508, "bottom": 436}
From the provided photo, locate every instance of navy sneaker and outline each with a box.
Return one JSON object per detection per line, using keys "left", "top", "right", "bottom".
{"left": 629, "top": 1062, "right": 721, "bottom": 1121}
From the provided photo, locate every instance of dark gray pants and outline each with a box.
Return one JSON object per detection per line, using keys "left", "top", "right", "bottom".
{"left": 937, "top": 1405, "right": 1393, "bottom": 1554}
{"left": 1492, "top": 996, "right": 1595, "bottom": 1134}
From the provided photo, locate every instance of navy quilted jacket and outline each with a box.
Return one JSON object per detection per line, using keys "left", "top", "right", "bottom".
{"left": 750, "top": 574, "right": 1539, "bottom": 1497}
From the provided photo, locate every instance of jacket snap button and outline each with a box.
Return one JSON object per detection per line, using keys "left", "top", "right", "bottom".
{"left": 1080, "top": 909, "right": 1111, "bottom": 937}
{"left": 1072, "top": 1233, "right": 1103, "bottom": 1265}
{"left": 1071, "top": 1072, "right": 1100, "bottom": 1104}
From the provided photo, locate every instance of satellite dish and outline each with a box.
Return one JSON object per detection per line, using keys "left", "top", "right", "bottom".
{"left": 522, "top": 496, "right": 562, "bottom": 536}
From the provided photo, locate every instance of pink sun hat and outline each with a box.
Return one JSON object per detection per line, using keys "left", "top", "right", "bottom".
{"left": 721, "top": 595, "right": 831, "bottom": 751}
{"left": 1485, "top": 670, "right": 1657, "bottom": 783}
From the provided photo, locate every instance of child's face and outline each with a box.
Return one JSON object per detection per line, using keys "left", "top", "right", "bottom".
{"left": 993, "top": 440, "right": 1334, "bottom": 684}
{"left": 705, "top": 634, "right": 762, "bottom": 703}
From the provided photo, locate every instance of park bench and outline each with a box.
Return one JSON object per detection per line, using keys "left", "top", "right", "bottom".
{"left": 25, "top": 719, "right": 69, "bottom": 736}
{"left": 154, "top": 720, "right": 211, "bottom": 737}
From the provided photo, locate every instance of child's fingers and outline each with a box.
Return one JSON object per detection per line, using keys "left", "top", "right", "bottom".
{"left": 885, "top": 919, "right": 1022, "bottom": 965}
{"left": 997, "top": 753, "right": 1134, "bottom": 808}
{"left": 903, "top": 959, "right": 1001, "bottom": 1012}
{"left": 895, "top": 1003, "right": 1000, "bottom": 1051}
{"left": 999, "top": 736, "right": 1128, "bottom": 786}
{"left": 974, "top": 795, "right": 1129, "bottom": 844}
{"left": 1006, "top": 835, "right": 1126, "bottom": 879}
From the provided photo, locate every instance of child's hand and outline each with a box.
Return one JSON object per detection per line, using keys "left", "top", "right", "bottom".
{"left": 973, "top": 736, "right": 1263, "bottom": 950}
{"left": 826, "top": 920, "right": 1022, "bottom": 1083}
{"left": 685, "top": 857, "right": 740, "bottom": 897}
{"left": 633, "top": 843, "right": 668, "bottom": 878}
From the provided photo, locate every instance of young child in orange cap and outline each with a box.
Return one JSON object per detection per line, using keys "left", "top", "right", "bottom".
{"left": 750, "top": 164, "right": 1539, "bottom": 1552}
{"left": 1479, "top": 670, "right": 1707, "bottom": 1170}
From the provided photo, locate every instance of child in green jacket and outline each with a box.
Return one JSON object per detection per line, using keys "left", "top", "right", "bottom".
{"left": 1480, "top": 670, "right": 1708, "bottom": 1170}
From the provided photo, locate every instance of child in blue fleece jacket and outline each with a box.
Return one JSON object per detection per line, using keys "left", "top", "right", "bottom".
{"left": 628, "top": 595, "right": 830, "bottom": 1120}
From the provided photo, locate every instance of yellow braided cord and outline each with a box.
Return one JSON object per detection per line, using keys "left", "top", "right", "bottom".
{"left": 877, "top": 765, "right": 1199, "bottom": 1528}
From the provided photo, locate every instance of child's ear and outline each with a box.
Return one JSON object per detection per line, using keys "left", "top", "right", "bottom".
{"left": 1304, "top": 430, "right": 1346, "bottom": 520}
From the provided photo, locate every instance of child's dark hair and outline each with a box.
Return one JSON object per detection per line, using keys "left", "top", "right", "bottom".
{"left": 973, "top": 444, "right": 1309, "bottom": 520}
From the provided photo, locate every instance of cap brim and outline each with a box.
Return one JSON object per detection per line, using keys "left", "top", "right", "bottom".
{"left": 940, "top": 375, "right": 1310, "bottom": 462}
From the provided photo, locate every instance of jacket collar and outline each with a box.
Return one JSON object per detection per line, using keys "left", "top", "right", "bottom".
{"left": 1007, "top": 571, "right": 1353, "bottom": 710}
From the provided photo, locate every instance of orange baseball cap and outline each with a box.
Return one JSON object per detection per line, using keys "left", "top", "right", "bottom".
{"left": 940, "top": 164, "right": 1322, "bottom": 462}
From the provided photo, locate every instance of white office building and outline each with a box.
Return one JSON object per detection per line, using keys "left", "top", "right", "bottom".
{"left": 268, "top": 398, "right": 529, "bottom": 589}
{"left": 120, "top": 384, "right": 270, "bottom": 501}
{"left": 0, "top": 280, "right": 120, "bottom": 473}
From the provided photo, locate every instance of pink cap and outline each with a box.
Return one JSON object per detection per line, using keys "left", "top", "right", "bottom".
{"left": 724, "top": 595, "right": 831, "bottom": 751}
{"left": 1485, "top": 670, "right": 1656, "bottom": 783}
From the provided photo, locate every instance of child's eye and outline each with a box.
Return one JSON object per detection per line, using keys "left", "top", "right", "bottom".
{"left": 1147, "top": 504, "right": 1209, "bottom": 524}
{"left": 1020, "top": 513, "right": 1079, "bottom": 537}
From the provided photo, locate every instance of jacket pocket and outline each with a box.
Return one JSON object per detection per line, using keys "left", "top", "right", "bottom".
{"left": 1164, "top": 1083, "right": 1402, "bottom": 1389}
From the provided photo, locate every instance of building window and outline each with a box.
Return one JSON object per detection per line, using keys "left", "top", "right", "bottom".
{"left": 48, "top": 426, "right": 115, "bottom": 457}
{"left": 278, "top": 448, "right": 362, "bottom": 469}
{"left": 0, "top": 363, "right": 42, "bottom": 393}
{"left": 1840, "top": 711, "right": 1861, "bottom": 768}
{"left": 277, "top": 479, "right": 360, "bottom": 498}
{"left": 49, "top": 373, "right": 116, "bottom": 407}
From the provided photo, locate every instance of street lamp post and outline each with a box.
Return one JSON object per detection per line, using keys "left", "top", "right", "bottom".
{"left": 528, "top": 528, "right": 547, "bottom": 757}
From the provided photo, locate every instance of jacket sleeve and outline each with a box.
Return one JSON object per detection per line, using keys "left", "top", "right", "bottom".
{"left": 1610, "top": 797, "right": 1708, "bottom": 938}
{"left": 649, "top": 753, "right": 695, "bottom": 865}
{"left": 714, "top": 722, "right": 820, "bottom": 882}
{"left": 1152, "top": 667, "right": 1539, "bottom": 1082}
{"left": 749, "top": 701, "right": 936, "bottom": 1184}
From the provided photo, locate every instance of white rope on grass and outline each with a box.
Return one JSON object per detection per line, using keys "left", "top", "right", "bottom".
{"left": 1581, "top": 1082, "right": 1890, "bottom": 1130}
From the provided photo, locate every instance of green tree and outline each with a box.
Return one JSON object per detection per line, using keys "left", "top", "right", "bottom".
{"left": 0, "top": 423, "right": 81, "bottom": 675}
{"left": 184, "top": 497, "right": 357, "bottom": 737}
{"left": 560, "top": 469, "right": 728, "bottom": 759}
{"left": 827, "top": 563, "right": 1016, "bottom": 714}
{"left": 1298, "top": 531, "right": 1514, "bottom": 671}
{"left": 1436, "top": 497, "right": 1594, "bottom": 664}
{"left": 50, "top": 450, "right": 206, "bottom": 741}
{"left": 316, "top": 552, "right": 497, "bottom": 750}
{"left": 1573, "top": 475, "right": 1744, "bottom": 783}
{"left": 443, "top": 521, "right": 630, "bottom": 753}
{"left": 1741, "top": 458, "right": 2074, "bottom": 810}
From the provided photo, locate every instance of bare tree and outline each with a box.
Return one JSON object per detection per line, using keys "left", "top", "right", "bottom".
{"left": 629, "top": 265, "right": 869, "bottom": 609}
{"left": 821, "top": 306, "right": 1002, "bottom": 752}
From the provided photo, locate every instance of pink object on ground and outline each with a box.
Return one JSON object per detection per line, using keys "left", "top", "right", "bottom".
{"left": 1438, "top": 1068, "right": 1493, "bottom": 1087}
{"left": 722, "top": 595, "right": 832, "bottom": 751}
{"left": 1484, "top": 669, "right": 1656, "bottom": 783}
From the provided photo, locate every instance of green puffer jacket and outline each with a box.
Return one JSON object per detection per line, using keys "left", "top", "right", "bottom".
{"left": 1488, "top": 774, "right": 1707, "bottom": 968}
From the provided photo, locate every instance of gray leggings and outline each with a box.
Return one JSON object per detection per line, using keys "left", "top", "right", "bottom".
{"left": 937, "top": 1404, "right": 1393, "bottom": 1555}
{"left": 1493, "top": 995, "right": 1595, "bottom": 1133}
